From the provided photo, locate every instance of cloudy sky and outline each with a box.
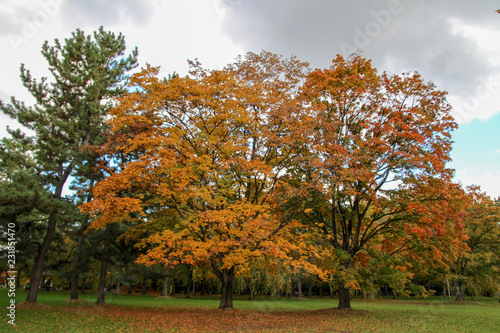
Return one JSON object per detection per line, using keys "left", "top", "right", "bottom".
{"left": 1, "top": 0, "right": 499, "bottom": 198}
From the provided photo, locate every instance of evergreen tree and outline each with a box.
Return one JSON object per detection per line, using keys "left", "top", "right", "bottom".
{"left": 0, "top": 27, "right": 138, "bottom": 302}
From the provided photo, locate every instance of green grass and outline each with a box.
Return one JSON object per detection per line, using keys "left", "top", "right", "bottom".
{"left": 1, "top": 289, "right": 499, "bottom": 332}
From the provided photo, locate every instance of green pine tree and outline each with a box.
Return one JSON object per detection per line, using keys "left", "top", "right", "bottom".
{"left": 0, "top": 27, "right": 138, "bottom": 303}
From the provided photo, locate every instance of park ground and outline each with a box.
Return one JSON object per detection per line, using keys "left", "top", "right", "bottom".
{"left": 1, "top": 289, "right": 499, "bottom": 332}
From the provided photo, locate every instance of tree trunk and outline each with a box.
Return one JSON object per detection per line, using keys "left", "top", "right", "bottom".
{"left": 97, "top": 225, "right": 111, "bottom": 305}
{"left": 128, "top": 284, "right": 133, "bottom": 294}
{"left": 455, "top": 280, "right": 464, "bottom": 301}
{"left": 70, "top": 261, "right": 80, "bottom": 299}
{"left": 185, "top": 266, "right": 192, "bottom": 298}
{"left": 210, "top": 257, "right": 235, "bottom": 310}
{"left": 26, "top": 211, "right": 58, "bottom": 302}
{"left": 81, "top": 277, "right": 86, "bottom": 294}
{"left": 200, "top": 277, "right": 206, "bottom": 296}
{"left": 308, "top": 276, "right": 313, "bottom": 297}
{"left": 297, "top": 275, "right": 303, "bottom": 298}
{"left": 446, "top": 279, "right": 451, "bottom": 298}
{"left": 161, "top": 266, "right": 170, "bottom": 297}
{"left": 115, "top": 281, "right": 121, "bottom": 297}
{"left": 338, "top": 259, "right": 353, "bottom": 309}
{"left": 185, "top": 277, "right": 191, "bottom": 298}
{"left": 338, "top": 285, "right": 352, "bottom": 309}
{"left": 70, "top": 219, "right": 89, "bottom": 300}
{"left": 218, "top": 268, "right": 235, "bottom": 309}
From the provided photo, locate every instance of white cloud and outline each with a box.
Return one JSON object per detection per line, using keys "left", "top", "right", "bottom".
{"left": 489, "top": 149, "right": 500, "bottom": 157}
{"left": 219, "top": 0, "right": 500, "bottom": 124}
{"left": 455, "top": 169, "right": 500, "bottom": 199}
{"left": 0, "top": 0, "right": 243, "bottom": 139}
{"left": 448, "top": 72, "right": 500, "bottom": 124}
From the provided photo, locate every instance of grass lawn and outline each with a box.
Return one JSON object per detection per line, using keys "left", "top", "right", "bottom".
{"left": 1, "top": 289, "right": 499, "bottom": 332}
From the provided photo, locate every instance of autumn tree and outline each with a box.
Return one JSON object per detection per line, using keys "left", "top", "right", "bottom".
{"left": 0, "top": 27, "right": 137, "bottom": 302}
{"left": 300, "top": 55, "right": 467, "bottom": 309}
{"left": 84, "top": 52, "right": 322, "bottom": 309}
{"left": 452, "top": 186, "right": 500, "bottom": 301}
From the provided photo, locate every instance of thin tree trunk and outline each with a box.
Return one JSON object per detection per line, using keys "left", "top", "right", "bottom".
{"left": 161, "top": 266, "right": 170, "bottom": 297}
{"left": 26, "top": 165, "right": 74, "bottom": 302}
{"left": 249, "top": 289, "right": 254, "bottom": 300}
{"left": 128, "top": 284, "right": 133, "bottom": 294}
{"left": 185, "top": 278, "right": 191, "bottom": 297}
{"left": 200, "top": 277, "right": 206, "bottom": 296}
{"left": 26, "top": 211, "right": 58, "bottom": 302}
{"left": 81, "top": 277, "right": 86, "bottom": 294}
{"left": 70, "top": 218, "right": 89, "bottom": 300}
{"left": 446, "top": 279, "right": 451, "bottom": 298}
{"left": 185, "top": 266, "right": 191, "bottom": 298}
{"left": 308, "top": 276, "right": 313, "bottom": 297}
{"left": 115, "top": 281, "right": 121, "bottom": 297}
{"left": 455, "top": 280, "right": 464, "bottom": 301}
{"left": 297, "top": 275, "right": 303, "bottom": 298}
{"left": 97, "top": 225, "right": 111, "bottom": 305}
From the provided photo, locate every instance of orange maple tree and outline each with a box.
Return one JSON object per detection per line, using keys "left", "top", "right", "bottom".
{"left": 299, "top": 55, "right": 467, "bottom": 309}
{"left": 83, "top": 52, "right": 321, "bottom": 309}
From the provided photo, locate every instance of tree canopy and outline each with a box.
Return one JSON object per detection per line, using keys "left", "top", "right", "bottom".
{"left": 82, "top": 52, "right": 475, "bottom": 309}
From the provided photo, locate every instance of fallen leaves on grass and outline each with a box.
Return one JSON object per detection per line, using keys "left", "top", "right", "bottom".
{"left": 60, "top": 306, "right": 367, "bottom": 332}
{"left": 16, "top": 301, "right": 51, "bottom": 310}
